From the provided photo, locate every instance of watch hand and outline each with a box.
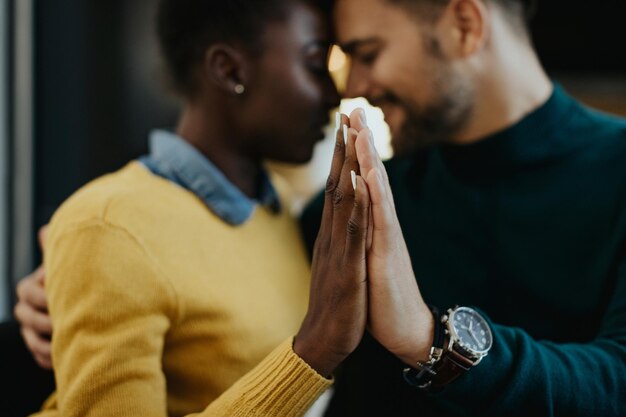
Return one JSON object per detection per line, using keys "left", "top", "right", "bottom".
{"left": 469, "top": 331, "right": 481, "bottom": 346}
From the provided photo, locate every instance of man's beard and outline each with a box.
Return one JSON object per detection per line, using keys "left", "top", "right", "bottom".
{"left": 392, "top": 48, "right": 475, "bottom": 157}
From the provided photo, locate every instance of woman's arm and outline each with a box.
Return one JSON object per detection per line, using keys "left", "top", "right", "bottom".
{"left": 38, "top": 112, "right": 371, "bottom": 417}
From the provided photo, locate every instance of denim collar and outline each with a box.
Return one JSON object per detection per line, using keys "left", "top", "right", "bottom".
{"left": 139, "top": 129, "right": 281, "bottom": 226}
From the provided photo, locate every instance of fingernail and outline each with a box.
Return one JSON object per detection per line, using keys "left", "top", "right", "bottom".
{"left": 360, "top": 110, "right": 367, "bottom": 126}
{"left": 351, "top": 170, "right": 357, "bottom": 190}
{"left": 343, "top": 124, "right": 349, "bottom": 145}
{"left": 336, "top": 112, "right": 341, "bottom": 132}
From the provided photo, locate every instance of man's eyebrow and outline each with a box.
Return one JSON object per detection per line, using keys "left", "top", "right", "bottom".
{"left": 339, "top": 38, "right": 381, "bottom": 54}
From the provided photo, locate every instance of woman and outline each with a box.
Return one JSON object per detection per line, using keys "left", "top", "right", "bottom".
{"left": 29, "top": 0, "right": 373, "bottom": 415}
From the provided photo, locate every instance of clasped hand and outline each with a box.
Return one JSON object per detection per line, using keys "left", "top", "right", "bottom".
{"left": 294, "top": 109, "right": 434, "bottom": 376}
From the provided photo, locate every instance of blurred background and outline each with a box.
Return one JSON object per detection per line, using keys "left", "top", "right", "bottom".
{"left": 0, "top": 0, "right": 625, "bottom": 369}
{"left": 0, "top": 1, "right": 625, "bottom": 415}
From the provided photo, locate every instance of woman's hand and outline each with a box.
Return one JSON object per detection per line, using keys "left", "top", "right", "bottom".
{"left": 294, "top": 113, "right": 371, "bottom": 377}
{"left": 350, "top": 110, "right": 435, "bottom": 367}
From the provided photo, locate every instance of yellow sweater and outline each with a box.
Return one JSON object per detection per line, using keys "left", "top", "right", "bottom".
{"left": 34, "top": 162, "right": 331, "bottom": 417}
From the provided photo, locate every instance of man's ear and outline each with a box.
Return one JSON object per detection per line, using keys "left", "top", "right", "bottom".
{"left": 202, "top": 43, "right": 249, "bottom": 95}
{"left": 438, "top": 0, "right": 488, "bottom": 58}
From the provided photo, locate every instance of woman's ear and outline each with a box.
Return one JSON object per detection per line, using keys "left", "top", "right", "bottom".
{"left": 202, "top": 43, "right": 249, "bottom": 95}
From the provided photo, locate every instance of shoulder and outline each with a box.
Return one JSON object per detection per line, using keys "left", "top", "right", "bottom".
{"left": 560, "top": 105, "right": 626, "bottom": 199}
{"left": 45, "top": 163, "right": 181, "bottom": 316}
{"left": 569, "top": 103, "right": 626, "bottom": 156}
{"left": 49, "top": 161, "right": 204, "bottom": 234}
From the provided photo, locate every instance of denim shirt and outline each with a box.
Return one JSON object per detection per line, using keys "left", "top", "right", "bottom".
{"left": 139, "top": 130, "right": 281, "bottom": 226}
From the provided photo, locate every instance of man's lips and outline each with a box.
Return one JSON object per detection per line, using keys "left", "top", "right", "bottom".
{"left": 369, "top": 93, "right": 401, "bottom": 109}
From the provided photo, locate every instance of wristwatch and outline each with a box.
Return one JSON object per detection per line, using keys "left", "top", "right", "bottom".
{"left": 403, "top": 306, "right": 493, "bottom": 390}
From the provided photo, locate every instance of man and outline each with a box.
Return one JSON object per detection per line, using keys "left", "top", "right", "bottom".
{"left": 16, "top": 0, "right": 626, "bottom": 415}
{"left": 299, "top": 0, "right": 626, "bottom": 415}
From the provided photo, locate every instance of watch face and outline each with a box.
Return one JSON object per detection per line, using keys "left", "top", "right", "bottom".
{"left": 450, "top": 307, "right": 493, "bottom": 355}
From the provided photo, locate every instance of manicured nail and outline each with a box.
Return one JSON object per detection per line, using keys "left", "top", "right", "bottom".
{"left": 343, "top": 124, "right": 349, "bottom": 144}
{"left": 351, "top": 170, "right": 357, "bottom": 190}
{"left": 336, "top": 112, "right": 341, "bottom": 132}
{"left": 360, "top": 110, "right": 367, "bottom": 126}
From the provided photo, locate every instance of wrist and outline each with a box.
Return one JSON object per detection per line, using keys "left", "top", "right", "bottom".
{"left": 396, "top": 304, "right": 436, "bottom": 366}
{"left": 403, "top": 306, "right": 494, "bottom": 390}
{"left": 293, "top": 333, "right": 343, "bottom": 378}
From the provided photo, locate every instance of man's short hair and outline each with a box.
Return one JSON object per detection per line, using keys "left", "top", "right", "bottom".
{"left": 386, "top": 0, "right": 536, "bottom": 37}
{"left": 156, "top": 0, "right": 333, "bottom": 97}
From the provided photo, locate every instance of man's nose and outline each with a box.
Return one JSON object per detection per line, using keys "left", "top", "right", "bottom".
{"left": 344, "top": 65, "right": 370, "bottom": 99}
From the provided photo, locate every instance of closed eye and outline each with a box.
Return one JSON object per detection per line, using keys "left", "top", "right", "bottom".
{"left": 339, "top": 38, "right": 383, "bottom": 67}
{"left": 357, "top": 51, "right": 378, "bottom": 65}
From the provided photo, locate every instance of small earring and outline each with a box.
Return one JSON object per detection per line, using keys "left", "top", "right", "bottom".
{"left": 234, "top": 84, "right": 245, "bottom": 95}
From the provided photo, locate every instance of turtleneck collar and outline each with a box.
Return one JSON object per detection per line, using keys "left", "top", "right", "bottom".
{"left": 432, "top": 83, "right": 585, "bottom": 181}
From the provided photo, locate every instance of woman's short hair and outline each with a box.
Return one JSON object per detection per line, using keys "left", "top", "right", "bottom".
{"left": 156, "top": 0, "right": 333, "bottom": 97}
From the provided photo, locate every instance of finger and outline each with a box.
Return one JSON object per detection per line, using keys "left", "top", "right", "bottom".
{"left": 318, "top": 113, "right": 350, "bottom": 249}
{"left": 364, "top": 128, "right": 396, "bottom": 211}
{"left": 14, "top": 302, "right": 53, "bottom": 334}
{"left": 355, "top": 128, "right": 378, "bottom": 181}
{"left": 367, "top": 208, "right": 374, "bottom": 251}
{"left": 355, "top": 132, "right": 396, "bottom": 235}
{"left": 21, "top": 327, "right": 52, "bottom": 363}
{"left": 33, "top": 265, "right": 46, "bottom": 285}
{"left": 38, "top": 224, "right": 49, "bottom": 251}
{"left": 364, "top": 168, "right": 396, "bottom": 236}
{"left": 344, "top": 175, "right": 371, "bottom": 264}
{"left": 349, "top": 108, "right": 368, "bottom": 134}
{"left": 16, "top": 273, "right": 49, "bottom": 310}
{"left": 34, "top": 353, "right": 53, "bottom": 370}
{"left": 356, "top": 128, "right": 397, "bottom": 212}
{"left": 331, "top": 126, "right": 360, "bottom": 250}
{"left": 355, "top": 127, "right": 389, "bottom": 186}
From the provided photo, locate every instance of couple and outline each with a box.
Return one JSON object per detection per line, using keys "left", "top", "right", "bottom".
{"left": 16, "top": 0, "right": 626, "bottom": 415}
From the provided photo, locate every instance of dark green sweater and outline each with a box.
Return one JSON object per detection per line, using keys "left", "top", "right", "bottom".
{"left": 300, "top": 85, "right": 626, "bottom": 416}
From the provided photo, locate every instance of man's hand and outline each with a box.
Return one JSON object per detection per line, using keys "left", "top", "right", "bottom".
{"left": 350, "top": 110, "right": 435, "bottom": 367}
{"left": 15, "top": 266, "right": 53, "bottom": 369}
{"left": 294, "top": 113, "right": 371, "bottom": 377}
{"left": 14, "top": 225, "right": 53, "bottom": 369}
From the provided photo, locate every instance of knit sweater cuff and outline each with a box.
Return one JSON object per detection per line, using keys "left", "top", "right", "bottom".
{"left": 216, "top": 336, "right": 333, "bottom": 416}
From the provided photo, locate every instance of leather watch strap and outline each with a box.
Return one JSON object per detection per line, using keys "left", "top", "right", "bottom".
{"left": 402, "top": 306, "right": 445, "bottom": 389}
{"left": 403, "top": 305, "right": 491, "bottom": 391}
{"left": 430, "top": 347, "right": 474, "bottom": 388}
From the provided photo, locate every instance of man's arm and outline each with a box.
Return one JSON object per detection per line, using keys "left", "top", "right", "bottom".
{"left": 14, "top": 226, "right": 53, "bottom": 370}
{"left": 431, "top": 285, "right": 626, "bottom": 416}
{"left": 352, "top": 110, "right": 626, "bottom": 416}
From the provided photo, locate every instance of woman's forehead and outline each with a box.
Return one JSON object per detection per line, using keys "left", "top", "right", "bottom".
{"left": 261, "top": 2, "right": 333, "bottom": 51}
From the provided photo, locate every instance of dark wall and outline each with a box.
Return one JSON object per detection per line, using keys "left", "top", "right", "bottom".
{"left": 34, "top": 0, "right": 179, "bottom": 233}
{"left": 532, "top": 2, "right": 626, "bottom": 74}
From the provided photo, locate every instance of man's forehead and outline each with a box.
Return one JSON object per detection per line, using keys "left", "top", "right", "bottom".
{"left": 333, "top": 0, "right": 416, "bottom": 47}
